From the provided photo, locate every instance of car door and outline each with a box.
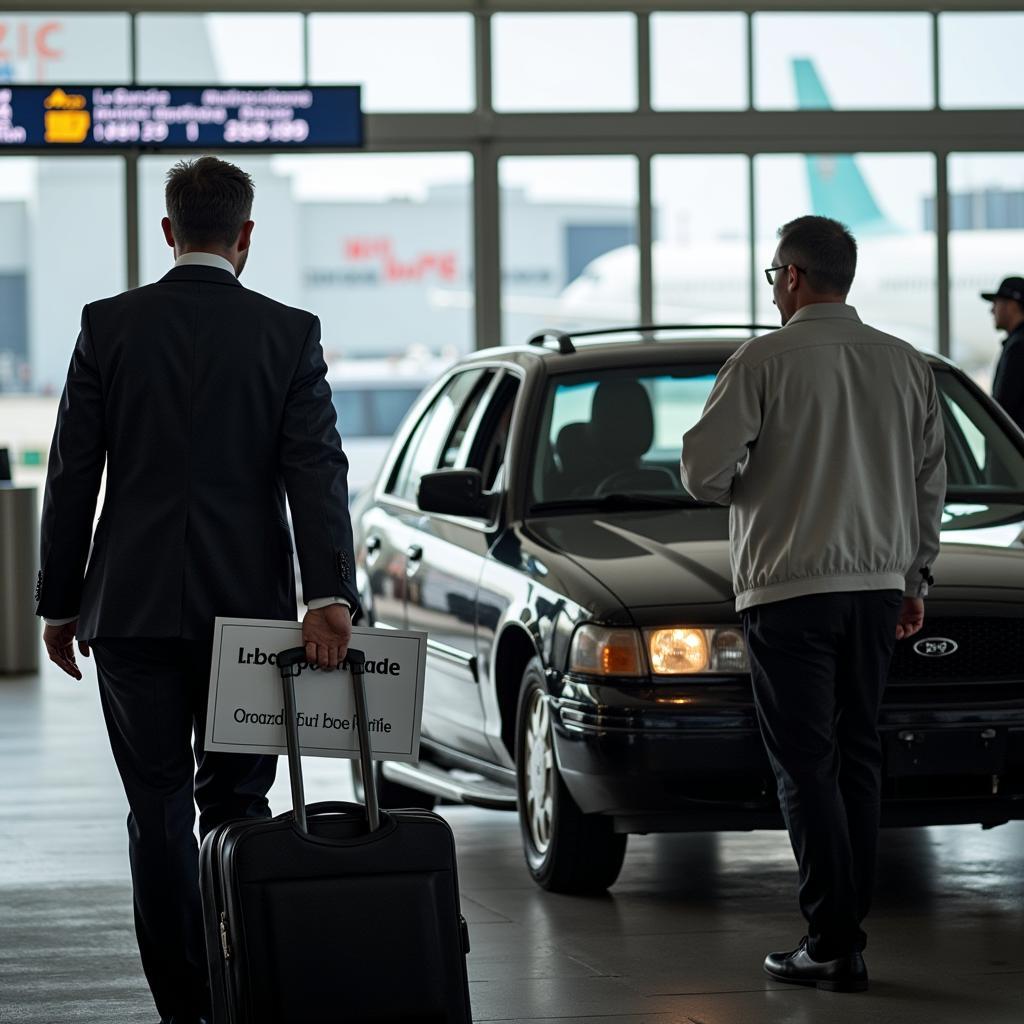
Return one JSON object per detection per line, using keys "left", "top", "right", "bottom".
{"left": 403, "top": 370, "right": 521, "bottom": 760}
{"left": 362, "top": 368, "right": 491, "bottom": 632}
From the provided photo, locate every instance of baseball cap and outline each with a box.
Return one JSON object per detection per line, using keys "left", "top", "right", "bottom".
{"left": 981, "top": 276, "right": 1024, "bottom": 303}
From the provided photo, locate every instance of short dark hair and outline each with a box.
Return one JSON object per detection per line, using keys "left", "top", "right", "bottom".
{"left": 165, "top": 156, "right": 254, "bottom": 250}
{"left": 777, "top": 215, "right": 857, "bottom": 295}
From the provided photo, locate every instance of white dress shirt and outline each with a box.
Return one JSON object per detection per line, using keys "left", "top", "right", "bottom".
{"left": 174, "top": 251, "right": 237, "bottom": 275}
{"left": 44, "top": 252, "right": 349, "bottom": 624}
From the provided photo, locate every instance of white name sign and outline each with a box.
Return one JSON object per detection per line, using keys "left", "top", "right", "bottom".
{"left": 204, "top": 617, "right": 427, "bottom": 762}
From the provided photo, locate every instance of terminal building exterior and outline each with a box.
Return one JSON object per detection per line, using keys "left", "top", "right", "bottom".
{"left": 0, "top": 165, "right": 634, "bottom": 394}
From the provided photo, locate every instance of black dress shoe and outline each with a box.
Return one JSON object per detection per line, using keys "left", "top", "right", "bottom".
{"left": 763, "top": 937, "right": 869, "bottom": 992}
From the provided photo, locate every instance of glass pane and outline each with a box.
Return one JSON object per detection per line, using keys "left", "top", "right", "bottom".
{"left": 0, "top": 13, "right": 130, "bottom": 82}
{"left": 492, "top": 14, "right": 636, "bottom": 112}
{"left": 532, "top": 370, "right": 714, "bottom": 506}
{"left": 470, "top": 375, "right": 519, "bottom": 491}
{"left": 651, "top": 14, "right": 746, "bottom": 111}
{"left": 947, "top": 154, "right": 1024, "bottom": 387}
{"left": 935, "top": 369, "right": 1024, "bottom": 492}
{"left": 754, "top": 14, "right": 932, "bottom": 110}
{"left": 331, "top": 387, "right": 428, "bottom": 440}
{"left": 755, "top": 153, "right": 937, "bottom": 350}
{"left": 371, "top": 387, "right": 427, "bottom": 437}
{"left": 439, "top": 371, "right": 494, "bottom": 469}
{"left": 309, "top": 14, "right": 473, "bottom": 112}
{"left": 137, "top": 15, "right": 304, "bottom": 84}
{"left": 332, "top": 391, "right": 371, "bottom": 438}
{"left": 391, "top": 369, "right": 486, "bottom": 502}
{"left": 499, "top": 156, "right": 638, "bottom": 344}
{"left": 141, "top": 152, "right": 473, "bottom": 361}
{"left": 940, "top": 15, "right": 1024, "bottom": 109}
{"left": 0, "top": 158, "right": 125, "bottom": 495}
{"left": 652, "top": 156, "right": 750, "bottom": 324}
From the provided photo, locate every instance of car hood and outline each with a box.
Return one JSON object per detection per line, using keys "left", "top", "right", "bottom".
{"left": 525, "top": 507, "right": 735, "bottom": 612}
{"left": 524, "top": 502, "right": 1024, "bottom": 616}
{"left": 934, "top": 501, "right": 1024, "bottom": 593}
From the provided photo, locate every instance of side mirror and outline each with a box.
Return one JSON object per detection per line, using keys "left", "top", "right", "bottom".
{"left": 417, "top": 468, "right": 494, "bottom": 518}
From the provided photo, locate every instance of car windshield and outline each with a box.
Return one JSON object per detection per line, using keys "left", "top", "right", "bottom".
{"left": 528, "top": 364, "right": 1024, "bottom": 513}
{"left": 530, "top": 367, "right": 720, "bottom": 510}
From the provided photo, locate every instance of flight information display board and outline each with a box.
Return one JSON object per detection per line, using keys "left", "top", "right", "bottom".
{"left": 0, "top": 85, "right": 362, "bottom": 149}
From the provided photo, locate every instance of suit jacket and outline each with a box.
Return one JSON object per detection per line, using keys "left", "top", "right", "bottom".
{"left": 36, "top": 263, "right": 359, "bottom": 642}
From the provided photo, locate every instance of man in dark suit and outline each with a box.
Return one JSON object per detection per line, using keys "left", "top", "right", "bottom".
{"left": 35, "top": 156, "right": 359, "bottom": 1024}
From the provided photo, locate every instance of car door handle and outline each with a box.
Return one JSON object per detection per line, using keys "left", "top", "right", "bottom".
{"left": 364, "top": 534, "right": 382, "bottom": 565}
{"left": 406, "top": 544, "right": 423, "bottom": 561}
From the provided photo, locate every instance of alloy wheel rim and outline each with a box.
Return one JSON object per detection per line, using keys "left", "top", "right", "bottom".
{"left": 524, "top": 687, "right": 554, "bottom": 855}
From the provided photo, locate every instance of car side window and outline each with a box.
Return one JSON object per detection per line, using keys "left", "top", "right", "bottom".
{"left": 438, "top": 371, "right": 496, "bottom": 470}
{"left": 387, "top": 369, "right": 489, "bottom": 503}
{"left": 466, "top": 374, "right": 521, "bottom": 492}
{"left": 936, "top": 371, "right": 1024, "bottom": 490}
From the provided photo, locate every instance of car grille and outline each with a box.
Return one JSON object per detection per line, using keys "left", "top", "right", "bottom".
{"left": 887, "top": 617, "right": 1024, "bottom": 697}
{"left": 889, "top": 617, "right": 1023, "bottom": 681}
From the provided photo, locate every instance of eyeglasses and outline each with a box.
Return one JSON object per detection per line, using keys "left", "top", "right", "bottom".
{"left": 764, "top": 263, "right": 807, "bottom": 285}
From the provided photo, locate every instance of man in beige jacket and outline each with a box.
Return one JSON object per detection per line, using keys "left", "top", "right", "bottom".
{"left": 681, "top": 215, "right": 946, "bottom": 993}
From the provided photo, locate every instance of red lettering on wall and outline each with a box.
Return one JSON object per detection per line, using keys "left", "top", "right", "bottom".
{"left": 345, "top": 237, "right": 392, "bottom": 262}
{"left": 438, "top": 253, "right": 457, "bottom": 282}
{"left": 344, "top": 236, "right": 459, "bottom": 284}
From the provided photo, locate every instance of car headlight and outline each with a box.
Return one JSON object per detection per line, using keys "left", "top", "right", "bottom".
{"left": 568, "top": 624, "right": 645, "bottom": 677}
{"left": 645, "top": 627, "right": 749, "bottom": 675}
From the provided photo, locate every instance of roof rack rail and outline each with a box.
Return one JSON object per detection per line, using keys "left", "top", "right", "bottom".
{"left": 527, "top": 330, "right": 576, "bottom": 354}
{"left": 526, "top": 323, "right": 776, "bottom": 354}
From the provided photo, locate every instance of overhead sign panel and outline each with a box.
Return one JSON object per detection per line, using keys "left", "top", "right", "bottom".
{"left": 0, "top": 84, "right": 362, "bottom": 149}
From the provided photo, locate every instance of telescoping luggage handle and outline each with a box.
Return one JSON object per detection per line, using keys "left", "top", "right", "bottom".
{"left": 276, "top": 646, "right": 381, "bottom": 835}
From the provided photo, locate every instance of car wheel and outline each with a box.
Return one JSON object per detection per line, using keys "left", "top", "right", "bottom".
{"left": 515, "top": 657, "right": 627, "bottom": 894}
{"left": 351, "top": 759, "right": 437, "bottom": 810}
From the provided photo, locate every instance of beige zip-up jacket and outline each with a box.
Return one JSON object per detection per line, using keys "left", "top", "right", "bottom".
{"left": 680, "top": 303, "right": 946, "bottom": 612}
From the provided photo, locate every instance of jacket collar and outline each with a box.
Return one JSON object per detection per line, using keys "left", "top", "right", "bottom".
{"left": 158, "top": 264, "right": 242, "bottom": 287}
{"left": 1003, "top": 322, "right": 1024, "bottom": 347}
{"left": 785, "top": 302, "right": 861, "bottom": 326}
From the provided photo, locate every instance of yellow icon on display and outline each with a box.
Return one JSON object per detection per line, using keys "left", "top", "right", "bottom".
{"left": 43, "top": 88, "right": 90, "bottom": 144}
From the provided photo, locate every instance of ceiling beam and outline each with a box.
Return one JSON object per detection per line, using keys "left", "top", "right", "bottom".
{"left": 4, "top": 2, "right": 1023, "bottom": 15}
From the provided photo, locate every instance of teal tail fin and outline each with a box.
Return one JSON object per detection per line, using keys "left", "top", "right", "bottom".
{"left": 793, "top": 58, "right": 894, "bottom": 235}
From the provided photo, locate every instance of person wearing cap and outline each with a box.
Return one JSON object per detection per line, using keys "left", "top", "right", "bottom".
{"left": 983, "top": 276, "right": 1024, "bottom": 433}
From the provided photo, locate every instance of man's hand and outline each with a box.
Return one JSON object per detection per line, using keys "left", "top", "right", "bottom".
{"left": 43, "top": 620, "right": 89, "bottom": 680}
{"left": 896, "top": 597, "right": 925, "bottom": 640}
{"left": 302, "top": 604, "right": 352, "bottom": 670}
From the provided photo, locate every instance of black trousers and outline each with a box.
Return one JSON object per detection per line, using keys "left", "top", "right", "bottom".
{"left": 742, "top": 590, "right": 901, "bottom": 961}
{"left": 92, "top": 638, "right": 277, "bottom": 1023}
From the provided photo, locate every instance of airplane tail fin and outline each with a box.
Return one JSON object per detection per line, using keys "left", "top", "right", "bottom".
{"left": 793, "top": 58, "right": 894, "bottom": 235}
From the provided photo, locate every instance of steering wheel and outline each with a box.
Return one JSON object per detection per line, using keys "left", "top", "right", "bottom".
{"left": 594, "top": 466, "right": 679, "bottom": 496}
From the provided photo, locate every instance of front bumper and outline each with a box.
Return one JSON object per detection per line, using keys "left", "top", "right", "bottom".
{"left": 551, "top": 677, "right": 1024, "bottom": 832}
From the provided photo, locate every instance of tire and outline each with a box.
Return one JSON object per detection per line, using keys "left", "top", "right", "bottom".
{"left": 515, "top": 657, "right": 627, "bottom": 894}
{"left": 351, "top": 759, "right": 437, "bottom": 810}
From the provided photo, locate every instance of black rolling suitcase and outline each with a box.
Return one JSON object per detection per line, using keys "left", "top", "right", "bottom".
{"left": 199, "top": 646, "right": 473, "bottom": 1023}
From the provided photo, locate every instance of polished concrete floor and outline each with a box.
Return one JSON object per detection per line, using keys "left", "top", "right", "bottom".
{"left": 1, "top": 651, "right": 1022, "bottom": 1023}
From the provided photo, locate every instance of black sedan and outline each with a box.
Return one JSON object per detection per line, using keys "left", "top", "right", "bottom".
{"left": 353, "top": 325, "right": 1024, "bottom": 894}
